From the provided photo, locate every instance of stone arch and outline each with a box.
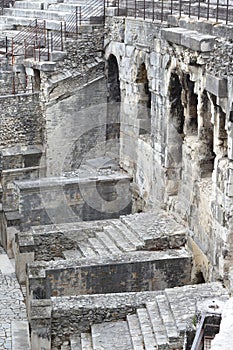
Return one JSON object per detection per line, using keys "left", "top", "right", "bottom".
{"left": 184, "top": 74, "right": 198, "bottom": 136}
{"left": 135, "top": 62, "right": 151, "bottom": 136}
{"left": 169, "top": 72, "right": 184, "bottom": 136}
{"left": 166, "top": 71, "right": 185, "bottom": 196}
{"left": 199, "top": 91, "right": 216, "bottom": 177}
{"left": 106, "top": 54, "right": 120, "bottom": 141}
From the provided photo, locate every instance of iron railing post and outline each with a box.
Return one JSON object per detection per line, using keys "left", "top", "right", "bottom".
{"left": 35, "top": 18, "right": 38, "bottom": 45}
{"left": 5, "top": 36, "right": 7, "bottom": 56}
{"left": 171, "top": 0, "right": 173, "bottom": 15}
{"left": 179, "top": 0, "right": 182, "bottom": 18}
{"left": 143, "top": 0, "right": 145, "bottom": 20}
{"left": 207, "top": 0, "right": 210, "bottom": 20}
{"left": 188, "top": 0, "right": 191, "bottom": 17}
{"left": 75, "top": 6, "right": 78, "bottom": 36}
{"left": 44, "top": 20, "right": 46, "bottom": 47}
{"left": 60, "top": 21, "right": 63, "bottom": 51}
{"left": 126, "top": 0, "right": 128, "bottom": 16}
{"left": 226, "top": 0, "right": 229, "bottom": 24}
{"left": 134, "top": 0, "right": 136, "bottom": 18}
{"left": 47, "top": 30, "right": 50, "bottom": 61}
{"left": 11, "top": 38, "right": 14, "bottom": 66}
{"left": 161, "top": 0, "right": 164, "bottom": 22}
{"left": 216, "top": 0, "right": 219, "bottom": 21}
{"left": 152, "top": 0, "right": 154, "bottom": 20}
{"left": 198, "top": 0, "right": 201, "bottom": 19}
{"left": 33, "top": 41, "right": 36, "bottom": 61}
{"left": 79, "top": 6, "right": 81, "bottom": 26}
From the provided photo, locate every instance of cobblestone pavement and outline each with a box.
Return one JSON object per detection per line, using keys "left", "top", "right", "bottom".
{"left": 0, "top": 246, "right": 27, "bottom": 350}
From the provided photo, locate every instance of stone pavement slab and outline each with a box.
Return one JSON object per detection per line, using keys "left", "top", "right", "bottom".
{"left": 0, "top": 247, "right": 29, "bottom": 350}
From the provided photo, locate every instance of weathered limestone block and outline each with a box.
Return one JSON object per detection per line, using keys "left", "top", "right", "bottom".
{"left": 12, "top": 321, "right": 30, "bottom": 350}
{"left": 30, "top": 300, "right": 52, "bottom": 350}
{"left": 206, "top": 74, "right": 228, "bottom": 98}
{"left": 161, "top": 27, "right": 215, "bottom": 52}
{"left": 181, "top": 32, "right": 216, "bottom": 52}
{"left": 161, "top": 27, "right": 193, "bottom": 45}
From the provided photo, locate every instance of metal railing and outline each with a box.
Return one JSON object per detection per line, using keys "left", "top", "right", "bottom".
{"left": 114, "top": 0, "right": 232, "bottom": 24}
{"left": 190, "top": 312, "right": 221, "bottom": 350}
{"left": 2, "top": 0, "right": 233, "bottom": 95}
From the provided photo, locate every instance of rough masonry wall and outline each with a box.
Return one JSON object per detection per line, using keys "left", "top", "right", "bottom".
{"left": 38, "top": 25, "right": 108, "bottom": 176}
{"left": 0, "top": 93, "right": 44, "bottom": 148}
{"left": 105, "top": 15, "right": 233, "bottom": 283}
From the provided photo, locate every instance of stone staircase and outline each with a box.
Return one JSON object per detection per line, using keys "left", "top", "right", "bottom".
{"left": 0, "top": 0, "right": 104, "bottom": 30}
{"left": 71, "top": 210, "right": 186, "bottom": 258}
{"left": 58, "top": 282, "right": 228, "bottom": 350}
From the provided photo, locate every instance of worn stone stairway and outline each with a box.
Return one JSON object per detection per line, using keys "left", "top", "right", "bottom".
{"left": 59, "top": 282, "right": 228, "bottom": 350}
{"left": 16, "top": 209, "right": 189, "bottom": 284}
{"left": 0, "top": 0, "right": 103, "bottom": 30}
{"left": 64, "top": 210, "right": 187, "bottom": 259}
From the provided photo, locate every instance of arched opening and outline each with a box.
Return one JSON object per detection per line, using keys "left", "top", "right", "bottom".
{"left": 166, "top": 72, "right": 185, "bottom": 196}
{"left": 136, "top": 63, "right": 151, "bottom": 136}
{"left": 106, "top": 54, "right": 120, "bottom": 141}
{"left": 169, "top": 72, "right": 184, "bottom": 136}
{"left": 184, "top": 74, "right": 198, "bottom": 136}
{"left": 33, "top": 69, "right": 41, "bottom": 92}
{"left": 199, "top": 91, "right": 216, "bottom": 177}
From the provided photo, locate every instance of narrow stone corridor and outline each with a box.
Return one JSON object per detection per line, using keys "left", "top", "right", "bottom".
{"left": 0, "top": 246, "right": 28, "bottom": 350}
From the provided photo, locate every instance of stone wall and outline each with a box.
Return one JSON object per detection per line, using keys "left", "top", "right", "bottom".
{"left": 0, "top": 93, "right": 44, "bottom": 148}
{"left": 14, "top": 172, "right": 132, "bottom": 229}
{"left": 27, "top": 249, "right": 191, "bottom": 302}
{"left": 105, "top": 15, "right": 233, "bottom": 283}
{"left": 36, "top": 25, "right": 108, "bottom": 177}
{"left": 30, "top": 291, "right": 162, "bottom": 349}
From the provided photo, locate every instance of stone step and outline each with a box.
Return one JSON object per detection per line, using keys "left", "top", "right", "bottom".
{"left": 78, "top": 241, "right": 98, "bottom": 258}
{"left": 96, "top": 230, "right": 122, "bottom": 255}
{"left": 146, "top": 301, "right": 169, "bottom": 348}
{"left": 0, "top": 16, "right": 67, "bottom": 31}
{"left": 91, "top": 321, "right": 133, "bottom": 350}
{"left": 103, "top": 225, "right": 136, "bottom": 252}
{"left": 14, "top": 1, "right": 44, "bottom": 10}
{"left": 112, "top": 220, "right": 144, "bottom": 250}
{"left": 81, "top": 332, "right": 93, "bottom": 350}
{"left": 120, "top": 211, "right": 186, "bottom": 251}
{"left": 11, "top": 320, "right": 30, "bottom": 350}
{"left": 127, "top": 314, "right": 144, "bottom": 350}
{"left": 70, "top": 335, "right": 81, "bottom": 350}
{"left": 49, "top": 2, "right": 87, "bottom": 12}
{"left": 136, "top": 308, "right": 157, "bottom": 350}
{"left": 3, "top": 8, "right": 71, "bottom": 21}
{"left": 155, "top": 294, "right": 179, "bottom": 344}
{"left": 87, "top": 236, "right": 112, "bottom": 257}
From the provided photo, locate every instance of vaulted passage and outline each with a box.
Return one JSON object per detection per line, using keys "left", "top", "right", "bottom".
{"left": 136, "top": 63, "right": 151, "bottom": 135}
{"left": 106, "top": 54, "right": 120, "bottom": 141}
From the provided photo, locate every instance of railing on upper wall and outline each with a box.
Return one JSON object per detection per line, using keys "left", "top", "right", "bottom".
{"left": 113, "top": 0, "right": 233, "bottom": 24}
{"left": 1, "top": 0, "right": 233, "bottom": 95}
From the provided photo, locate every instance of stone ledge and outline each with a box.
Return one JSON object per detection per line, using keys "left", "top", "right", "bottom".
{"left": 161, "top": 27, "right": 216, "bottom": 52}
{"left": 206, "top": 73, "right": 228, "bottom": 98}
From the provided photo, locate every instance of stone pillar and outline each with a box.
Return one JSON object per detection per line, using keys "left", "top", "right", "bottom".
{"left": 30, "top": 300, "right": 52, "bottom": 350}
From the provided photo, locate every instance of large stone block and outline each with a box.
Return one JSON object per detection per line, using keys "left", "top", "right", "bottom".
{"left": 161, "top": 27, "right": 192, "bottom": 45}
{"left": 181, "top": 32, "right": 216, "bottom": 52}
{"left": 206, "top": 74, "right": 228, "bottom": 98}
